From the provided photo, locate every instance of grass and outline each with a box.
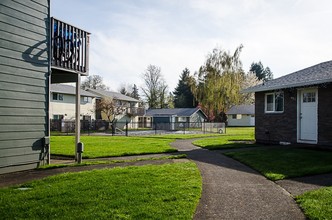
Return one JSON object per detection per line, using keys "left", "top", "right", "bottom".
{"left": 224, "top": 148, "right": 332, "bottom": 181}
{"left": 296, "top": 186, "right": 332, "bottom": 220}
{"left": 193, "top": 127, "right": 256, "bottom": 150}
{"left": 50, "top": 134, "right": 222, "bottom": 158}
{"left": 51, "top": 136, "right": 177, "bottom": 158}
{"left": 0, "top": 162, "right": 201, "bottom": 219}
{"left": 39, "top": 154, "right": 187, "bottom": 170}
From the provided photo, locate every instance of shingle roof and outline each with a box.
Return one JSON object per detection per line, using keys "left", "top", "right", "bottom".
{"left": 243, "top": 60, "right": 332, "bottom": 93}
{"left": 87, "top": 88, "right": 140, "bottom": 102}
{"left": 145, "top": 108, "right": 207, "bottom": 118}
{"left": 226, "top": 105, "right": 254, "bottom": 115}
{"left": 50, "top": 84, "right": 97, "bottom": 97}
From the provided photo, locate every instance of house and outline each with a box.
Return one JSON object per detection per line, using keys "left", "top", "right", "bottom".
{"left": 0, "top": 0, "right": 51, "bottom": 174}
{"left": 86, "top": 88, "right": 144, "bottom": 129}
{"left": 244, "top": 60, "right": 332, "bottom": 146}
{"left": 0, "top": 1, "right": 90, "bottom": 174}
{"left": 50, "top": 84, "right": 97, "bottom": 121}
{"left": 142, "top": 108, "right": 208, "bottom": 130}
{"left": 226, "top": 105, "right": 255, "bottom": 127}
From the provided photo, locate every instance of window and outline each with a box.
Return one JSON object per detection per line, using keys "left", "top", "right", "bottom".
{"left": 53, "top": 93, "right": 63, "bottom": 101}
{"left": 232, "top": 114, "right": 236, "bottom": 119}
{"left": 53, "top": 114, "right": 64, "bottom": 120}
{"left": 265, "top": 92, "right": 284, "bottom": 113}
{"left": 236, "top": 114, "right": 242, "bottom": 119}
{"left": 178, "top": 117, "right": 187, "bottom": 122}
{"left": 82, "top": 96, "right": 92, "bottom": 103}
{"left": 303, "top": 92, "right": 316, "bottom": 103}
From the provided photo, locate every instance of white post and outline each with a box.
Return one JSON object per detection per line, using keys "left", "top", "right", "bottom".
{"left": 75, "top": 74, "right": 81, "bottom": 161}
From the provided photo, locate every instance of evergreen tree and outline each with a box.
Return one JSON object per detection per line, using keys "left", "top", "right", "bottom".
{"left": 249, "top": 61, "right": 273, "bottom": 81}
{"left": 173, "top": 68, "right": 197, "bottom": 108}
{"left": 131, "top": 84, "right": 140, "bottom": 100}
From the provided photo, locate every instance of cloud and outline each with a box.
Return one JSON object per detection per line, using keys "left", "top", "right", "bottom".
{"left": 53, "top": 0, "right": 332, "bottom": 92}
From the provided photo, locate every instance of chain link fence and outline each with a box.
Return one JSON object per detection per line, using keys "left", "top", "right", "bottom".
{"left": 50, "top": 119, "right": 226, "bottom": 136}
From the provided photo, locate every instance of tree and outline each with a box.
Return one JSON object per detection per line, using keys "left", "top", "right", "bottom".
{"left": 95, "top": 97, "right": 126, "bottom": 132}
{"left": 173, "top": 68, "right": 197, "bottom": 108}
{"left": 188, "top": 45, "right": 245, "bottom": 121}
{"left": 249, "top": 61, "right": 273, "bottom": 82}
{"left": 81, "top": 75, "right": 109, "bottom": 90}
{"left": 141, "top": 65, "right": 168, "bottom": 108}
{"left": 166, "top": 92, "right": 174, "bottom": 108}
{"left": 118, "top": 84, "right": 140, "bottom": 100}
{"left": 118, "top": 83, "right": 131, "bottom": 96}
{"left": 240, "top": 71, "right": 262, "bottom": 104}
{"left": 131, "top": 84, "right": 140, "bottom": 100}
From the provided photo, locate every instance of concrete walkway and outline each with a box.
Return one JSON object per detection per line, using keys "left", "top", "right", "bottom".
{"left": 171, "top": 139, "right": 306, "bottom": 220}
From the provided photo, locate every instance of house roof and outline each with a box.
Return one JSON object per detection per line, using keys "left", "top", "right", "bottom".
{"left": 226, "top": 105, "right": 254, "bottom": 115}
{"left": 243, "top": 60, "right": 332, "bottom": 93}
{"left": 145, "top": 108, "right": 207, "bottom": 118}
{"left": 87, "top": 88, "right": 140, "bottom": 102}
{"left": 50, "top": 84, "right": 97, "bottom": 97}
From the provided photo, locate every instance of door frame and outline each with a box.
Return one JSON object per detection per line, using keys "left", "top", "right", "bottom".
{"left": 297, "top": 88, "right": 318, "bottom": 144}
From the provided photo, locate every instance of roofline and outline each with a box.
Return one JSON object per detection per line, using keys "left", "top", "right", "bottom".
{"left": 87, "top": 88, "right": 140, "bottom": 102}
{"left": 243, "top": 78, "right": 332, "bottom": 93}
{"left": 50, "top": 86, "right": 97, "bottom": 97}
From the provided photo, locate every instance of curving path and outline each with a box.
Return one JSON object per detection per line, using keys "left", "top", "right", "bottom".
{"left": 171, "top": 139, "right": 306, "bottom": 220}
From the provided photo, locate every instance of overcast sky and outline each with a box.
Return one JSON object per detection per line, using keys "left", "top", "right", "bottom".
{"left": 51, "top": 0, "right": 332, "bottom": 92}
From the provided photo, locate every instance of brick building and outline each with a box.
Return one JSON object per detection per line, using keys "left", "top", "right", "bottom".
{"left": 244, "top": 61, "right": 332, "bottom": 146}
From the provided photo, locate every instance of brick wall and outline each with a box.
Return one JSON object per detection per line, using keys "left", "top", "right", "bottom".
{"left": 255, "top": 89, "right": 297, "bottom": 144}
{"left": 255, "top": 84, "right": 332, "bottom": 146}
{"left": 318, "top": 84, "right": 332, "bottom": 146}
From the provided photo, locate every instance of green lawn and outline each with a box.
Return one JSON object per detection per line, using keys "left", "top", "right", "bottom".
{"left": 224, "top": 148, "right": 332, "bottom": 181}
{"left": 51, "top": 136, "right": 178, "bottom": 158}
{"left": 0, "top": 162, "right": 201, "bottom": 220}
{"left": 51, "top": 134, "right": 221, "bottom": 158}
{"left": 193, "top": 127, "right": 255, "bottom": 150}
{"left": 296, "top": 186, "right": 332, "bottom": 220}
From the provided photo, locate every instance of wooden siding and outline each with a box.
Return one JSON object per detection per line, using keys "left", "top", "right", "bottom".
{"left": 0, "top": 0, "right": 50, "bottom": 174}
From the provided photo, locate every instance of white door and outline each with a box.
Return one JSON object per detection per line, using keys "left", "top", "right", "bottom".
{"left": 299, "top": 89, "right": 318, "bottom": 143}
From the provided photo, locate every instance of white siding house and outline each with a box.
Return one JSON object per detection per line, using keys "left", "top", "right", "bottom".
{"left": 50, "top": 84, "right": 97, "bottom": 120}
{"left": 226, "top": 105, "right": 255, "bottom": 127}
{"left": 86, "top": 89, "right": 144, "bottom": 129}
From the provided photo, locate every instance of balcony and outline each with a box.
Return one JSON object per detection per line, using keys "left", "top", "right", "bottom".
{"left": 126, "top": 107, "right": 145, "bottom": 116}
{"left": 51, "top": 17, "right": 90, "bottom": 83}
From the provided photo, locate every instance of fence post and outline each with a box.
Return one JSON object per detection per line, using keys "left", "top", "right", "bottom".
{"left": 203, "top": 121, "right": 205, "bottom": 134}
{"left": 154, "top": 122, "right": 157, "bottom": 135}
{"left": 126, "top": 120, "right": 128, "bottom": 136}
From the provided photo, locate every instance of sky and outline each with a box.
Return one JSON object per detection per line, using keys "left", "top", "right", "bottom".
{"left": 51, "top": 0, "right": 332, "bottom": 92}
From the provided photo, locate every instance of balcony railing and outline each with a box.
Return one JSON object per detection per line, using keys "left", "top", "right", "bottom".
{"left": 126, "top": 107, "right": 145, "bottom": 116}
{"left": 51, "top": 17, "right": 90, "bottom": 75}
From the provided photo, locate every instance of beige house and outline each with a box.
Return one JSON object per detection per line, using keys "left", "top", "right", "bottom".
{"left": 87, "top": 88, "right": 144, "bottom": 128}
{"left": 50, "top": 84, "right": 97, "bottom": 121}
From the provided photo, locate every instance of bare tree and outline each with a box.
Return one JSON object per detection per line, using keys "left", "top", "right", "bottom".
{"left": 141, "top": 65, "right": 168, "bottom": 108}
{"left": 81, "top": 75, "right": 109, "bottom": 90}
{"left": 95, "top": 97, "right": 126, "bottom": 132}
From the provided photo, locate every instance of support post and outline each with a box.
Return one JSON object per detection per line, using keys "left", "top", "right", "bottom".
{"left": 75, "top": 74, "right": 81, "bottom": 161}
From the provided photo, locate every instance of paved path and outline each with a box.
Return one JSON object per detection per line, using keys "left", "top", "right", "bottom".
{"left": 171, "top": 139, "right": 306, "bottom": 220}
{"left": 277, "top": 173, "right": 332, "bottom": 196}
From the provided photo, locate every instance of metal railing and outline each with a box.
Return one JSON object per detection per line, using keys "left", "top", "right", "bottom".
{"left": 51, "top": 17, "right": 90, "bottom": 74}
{"left": 50, "top": 120, "right": 226, "bottom": 136}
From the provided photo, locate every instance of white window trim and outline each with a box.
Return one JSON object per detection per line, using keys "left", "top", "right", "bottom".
{"left": 265, "top": 92, "right": 284, "bottom": 113}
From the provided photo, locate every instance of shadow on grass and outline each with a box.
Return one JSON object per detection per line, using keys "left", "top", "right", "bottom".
{"left": 196, "top": 141, "right": 259, "bottom": 150}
